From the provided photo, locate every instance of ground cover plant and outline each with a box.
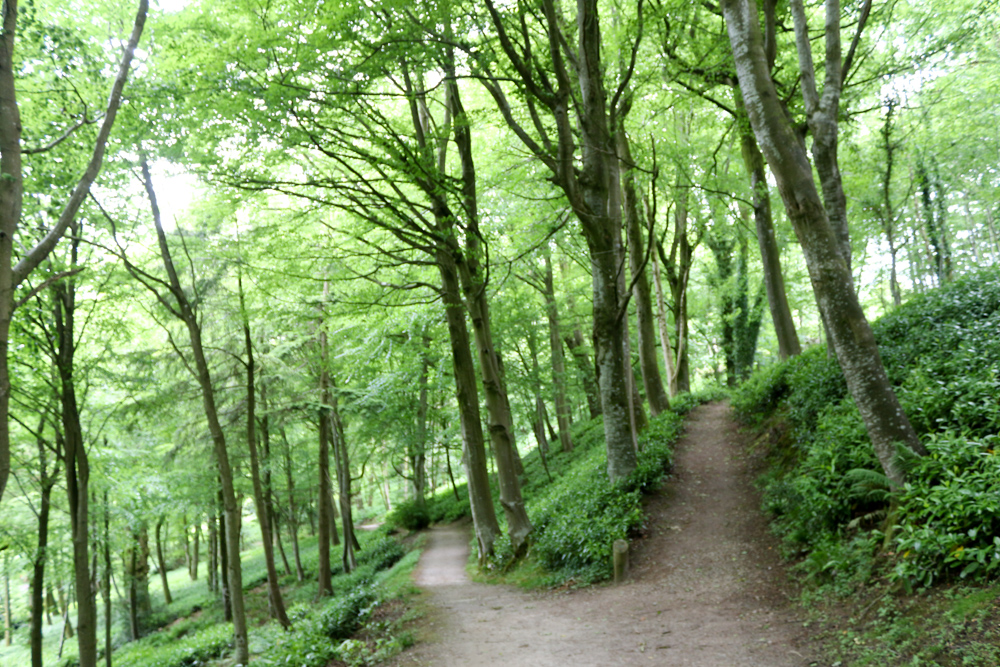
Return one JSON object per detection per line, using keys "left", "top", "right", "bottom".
{"left": 732, "top": 268, "right": 1000, "bottom": 664}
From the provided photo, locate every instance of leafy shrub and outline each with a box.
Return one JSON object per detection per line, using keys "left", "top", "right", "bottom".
{"left": 525, "top": 411, "right": 683, "bottom": 582}
{"left": 892, "top": 433, "right": 1000, "bottom": 587}
{"left": 733, "top": 268, "right": 1000, "bottom": 586}
{"left": 357, "top": 534, "right": 406, "bottom": 572}
{"left": 319, "top": 584, "right": 379, "bottom": 640}
{"left": 256, "top": 615, "right": 336, "bottom": 667}
{"left": 385, "top": 499, "right": 431, "bottom": 531}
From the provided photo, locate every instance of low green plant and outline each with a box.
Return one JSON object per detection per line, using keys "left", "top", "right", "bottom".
{"left": 112, "top": 622, "right": 233, "bottom": 667}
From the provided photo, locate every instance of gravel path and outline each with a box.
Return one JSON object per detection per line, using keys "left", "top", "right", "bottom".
{"left": 389, "top": 402, "right": 818, "bottom": 666}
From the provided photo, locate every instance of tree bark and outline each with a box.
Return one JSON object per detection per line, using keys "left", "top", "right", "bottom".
{"left": 52, "top": 247, "right": 97, "bottom": 666}
{"left": 444, "top": 70, "right": 533, "bottom": 554}
{"left": 482, "top": 0, "right": 638, "bottom": 481}
{"left": 136, "top": 161, "right": 249, "bottom": 661}
{"left": 734, "top": 93, "right": 801, "bottom": 359}
{"left": 239, "top": 285, "right": 291, "bottom": 628}
{"left": 620, "top": 134, "right": 670, "bottom": 415}
{"left": 280, "top": 428, "right": 305, "bottom": 582}
{"left": 541, "top": 250, "right": 573, "bottom": 451}
{"left": 327, "top": 376, "right": 357, "bottom": 573}
{"left": 30, "top": 431, "right": 56, "bottom": 666}
{"left": 436, "top": 244, "right": 501, "bottom": 562}
{"left": 316, "top": 300, "right": 335, "bottom": 596}
{"left": 154, "top": 519, "right": 172, "bottom": 605}
{"left": 721, "top": 0, "right": 926, "bottom": 485}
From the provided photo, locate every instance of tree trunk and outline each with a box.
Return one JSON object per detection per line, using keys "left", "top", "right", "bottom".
{"left": 190, "top": 524, "right": 199, "bottom": 580}
{"left": 102, "top": 491, "right": 111, "bottom": 667}
{"left": 721, "top": 0, "right": 926, "bottom": 485}
{"left": 30, "top": 433, "right": 56, "bottom": 666}
{"left": 327, "top": 378, "right": 357, "bottom": 573}
{"left": 4, "top": 545, "right": 12, "bottom": 649}
{"left": 317, "top": 309, "right": 335, "bottom": 596}
{"left": 207, "top": 514, "right": 217, "bottom": 593}
{"left": 239, "top": 282, "right": 291, "bottom": 628}
{"left": 411, "top": 332, "right": 431, "bottom": 508}
{"left": 541, "top": 250, "right": 573, "bottom": 451}
{"left": 53, "top": 261, "right": 97, "bottom": 667}
{"left": 734, "top": 92, "right": 801, "bottom": 359}
{"left": 436, "top": 245, "right": 501, "bottom": 562}
{"left": 620, "top": 134, "right": 670, "bottom": 415}
{"left": 138, "top": 162, "right": 247, "bottom": 661}
{"left": 280, "top": 428, "right": 305, "bottom": 582}
{"left": 155, "top": 519, "right": 172, "bottom": 605}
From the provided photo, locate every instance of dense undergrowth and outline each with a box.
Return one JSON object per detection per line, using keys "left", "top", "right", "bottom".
{"left": 390, "top": 390, "right": 724, "bottom": 586}
{"left": 732, "top": 268, "right": 1000, "bottom": 664}
{"left": 31, "top": 530, "right": 415, "bottom": 667}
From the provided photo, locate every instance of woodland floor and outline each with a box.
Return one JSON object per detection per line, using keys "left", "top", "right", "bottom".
{"left": 387, "top": 402, "right": 824, "bottom": 666}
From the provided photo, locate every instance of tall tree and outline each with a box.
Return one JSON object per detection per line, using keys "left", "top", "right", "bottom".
{"left": 0, "top": 0, "right": 147, "bottom": 506}
{"left": 478, "top": 0, "right": 642, "bottom": 480}
{"left": 721, "top": 0, "right": 927, "bottom": 485}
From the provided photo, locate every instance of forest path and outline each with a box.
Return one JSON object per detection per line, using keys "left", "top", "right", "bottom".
{"left": 388, "top": 402, "right": 818, "bottom": 666}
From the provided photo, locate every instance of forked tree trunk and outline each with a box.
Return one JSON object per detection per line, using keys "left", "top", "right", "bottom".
{"left": 721, "top": 0, "right": 926, "bottom": 485}
{"left": 444, "top": 71, "right": 533, "bottom": 554}
{"left": 436, "top": 245, "right": 501, "bottom": 561}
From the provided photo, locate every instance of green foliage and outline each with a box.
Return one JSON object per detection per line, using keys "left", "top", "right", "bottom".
{"left": 319, "top": 584, "right": 379, "bottom": 640}
{"left": 733, "top": 269, "right": 1000, "bottom": 587}
{"left": 506, "top": 411, "right": 683, "bottom": 583}
{"left": 357, "top": 534, "right": 407, "bottom": 572}
{"left": 385, "top": 500, "right": 431, "bottom": 531}
{"left": 893, "top": 433, "right": 1000, "bottom": 586}
{"left": 112, "top": 622, "right": 233, "bottom": 667}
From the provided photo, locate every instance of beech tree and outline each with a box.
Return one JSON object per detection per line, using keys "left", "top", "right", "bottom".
{"left": 721, "top": 0, "right": 927, "bottom": 484}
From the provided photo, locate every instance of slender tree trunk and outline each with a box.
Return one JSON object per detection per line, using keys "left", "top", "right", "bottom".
{"left": 327, "top": 378, "right": 357, "bottom": 573}
{"left": 191, "top": 524, "right": 199, "bottom": 580}
{"left": 317, "top": 319, "right": 335, "bottom": 596}
{"left": 280, "top": 428, "right": 305, "bottom": 582}
{"left": 53, "top": 260, "right": 97, "bottom": 667}
{"left": 154, "top": 519, "right": 172, "bottom": 605}
{"left": 411, "top": 332, "right": 430, "bottom": 508}
{"left": 206, "top": 514, "right": 217, "bottom": 593}
{"left": 436, "top": 245, "right": 501, "bottom": 562}
{"left": 238, "top": 280, "right": 291, "bottom": 628}
{"left": 722, "top": 0, "right": 926, "bottom": 485}
{"left": 30, "top": 433, "right": 56, "bottom": 667}
{"left": 4, "top": 544, "right": 12, "bottom": 649}
{"left": 620, "top": 134, "right": 670, "bottom": 414}
{"left": 102, "top": 491, "right": 111, "bottom": 667}
{"left": 734, "top": 93, "right": 801, "bottom": 359}
{"left": 541, "top": 250, "right": 573, "bottom": 451}
{"left": 137, "top": 163, "right": 248, "bottom": 662}
{"left": 217, "top": 501, "right": 231, "bottom": 622}
{"left": 127, "top": 540, "right": 139, "bottom": 641}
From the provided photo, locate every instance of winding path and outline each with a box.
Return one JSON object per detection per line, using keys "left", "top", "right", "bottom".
{"left": 390, "top": 403, "right": 817, "bottom": 666}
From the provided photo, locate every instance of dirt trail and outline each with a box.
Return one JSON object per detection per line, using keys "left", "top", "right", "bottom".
{"left": 390, "top": 403, "right": 817, "bottom": 666}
